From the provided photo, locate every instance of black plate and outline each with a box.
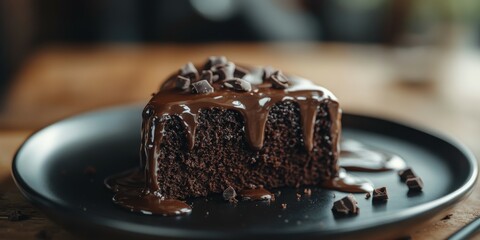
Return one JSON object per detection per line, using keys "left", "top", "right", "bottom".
{"left": 12, "top": 105, "right": 478, "bottom": 239}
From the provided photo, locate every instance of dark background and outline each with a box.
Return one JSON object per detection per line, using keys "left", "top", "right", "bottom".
{"left": 1, "top": 0, "right": 479, "bottom": 100}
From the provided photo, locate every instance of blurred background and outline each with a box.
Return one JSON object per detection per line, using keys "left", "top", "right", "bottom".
{"left": 1, "top": 1, "right": 480, "bottom": 239}
{"left": 1, "top": 0, "right": 480, "bottom": 131}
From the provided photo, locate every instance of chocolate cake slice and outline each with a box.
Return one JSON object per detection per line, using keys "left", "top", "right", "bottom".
{"left": 140, "top": 56, "right": 341, "bottom": 199}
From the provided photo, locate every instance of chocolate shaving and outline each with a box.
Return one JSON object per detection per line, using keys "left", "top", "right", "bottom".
{"left": 199, "top": 70, "right": 214, "bottom": 84}
{"left": 262, "top": 66, "right": 275, "bottom": 80}
{"left": 267, "top": 71, "right": 289, "bottom": 89}
{"left": 372, "top": 187, "right": 388, "bottom": 201}
{"left": 175, "top": 75, "right": 191, "bottom": 90}
{"left": 204, "top": 56, "right": 227, "bottom": 70}
{"left": 213, "top": 62, "right": 235, "bottom": 81}
{"left": 192, "top": 80, "right": 214, "bottom": 94}
{"left": 406, "top": 177, "right": 423, "bottom": 191}
{"left": 234, "top": 65, "right": 250, "bottom": 78}
{"left": 179, "top": 62, "right": 198, "bottom": 81}
{"left": 223, "top": 78, "right": 252, "bottom": 92}
{"left": 398, "top": 168, "right": 416, "bottom": 182}
{"left": 332, "top": 194, "right": 359, "bottom": 215}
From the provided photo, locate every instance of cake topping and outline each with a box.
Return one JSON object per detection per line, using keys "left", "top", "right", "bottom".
{"left": 223, "top": 78, "right": 252, "bottom": 92}
{"left": 179, "top": 62, "right": 199, "bottom": 81}
{"left": 171, "top": 56, "right": 298, "bottom": 95}
{"left": 175, "top": 76, "right": 190, "bottom": 90}
{"left": 154, "top": 56, "right": 339, "bottom": 152}
{"left": 372, "top": 187, "right": 388, "bottom": 201}
{"left": 199, "top": 70, "right": 214, "bottom": 84}
{"left": 332, "top": 194, "right": 359, "bottom": 215}
{"left": 234, "top": 65, "right": 249, "bottom": 78}
{"left": 204, "top": 56, "right": 228, "bottom": 70}
{"left": 262, "top": 66, "right": 275, "bottom": 80}
{"left": 267, "top": 71, "right": 289, "bottom": 89}
{"left": 192, "top": 80, "right": 214, "bottom": 94}
{"left": 212, "top": 62, "right": 235, "bottom": 81}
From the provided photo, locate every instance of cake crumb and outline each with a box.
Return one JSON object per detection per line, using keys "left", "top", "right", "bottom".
{"left": 222, "top": 186, "right": 238, "bottom": 203}
{"left": 365, "top": 192, "right": 371, "bottom": 199}
{"left": 281, "top": 203, "right": 287, "bottom": 209}
{"left": 304, "top": 188, "right": 312, "bottom": 196}
{"left": 296, "top": 193, "right": 301, "bottom": 201}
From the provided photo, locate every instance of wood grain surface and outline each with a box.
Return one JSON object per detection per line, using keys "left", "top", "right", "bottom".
{"left": 0, "top": 43, "right": 479, "bottom": 239}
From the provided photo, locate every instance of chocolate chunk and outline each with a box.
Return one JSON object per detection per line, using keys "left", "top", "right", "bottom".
{"left": 204, "top": 56, "right": 228, "bottom": 70}
{"left": 199, "top": 70, "right": 214, "bottom": 84}
{"left": 223, "top": 78, "right": 252, "bottom": 92}
{"left": 8, "top": 210, "right": 28, "bottom": 221}
{"left": 213, "top": 62, "right": 235, "bottom": 81}
{"left": 234, "top": 65, "right": 249, "bottom": 78}
{"left": 192, "top": 80, "right": 214, "bottom": 94}
{"left": 372, "top": 187, "right": 388, "bottom": 201}
{"left": 365, "top": 192, "right": 371, "bottom": 199}
{"left": 175, "top": 75, "right": 191, "bottom": 90}
{"left": 223, "top": 186, "right": 237, "bottom": 203}
{"left": 179, "top": 62, "right": 199, "bottom": 81}
{"left": 332, "top": 194, "right": 359, "bottom": 215}
{"left": 406, "top": 177, "right": 423, "bottom": 191}
{"left": 267, "top": 71, "right": 289, "bottom": 89}
{"left": 398, "top": 168, "right": 416, "bottom": 182}
{"left": 262, "top": 66, "right": 275, "bottom": 80}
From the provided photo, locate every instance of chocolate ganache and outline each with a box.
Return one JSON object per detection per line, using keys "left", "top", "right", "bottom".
{"left": 142, "top": 56, "right": 341, "bottom": 194}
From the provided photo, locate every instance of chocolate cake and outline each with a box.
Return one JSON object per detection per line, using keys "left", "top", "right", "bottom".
{"left": 141, "top": 56, "right": 341, "bottom": 199}
{"left": 106, "top": 56, "right": 344, "bottom": 215}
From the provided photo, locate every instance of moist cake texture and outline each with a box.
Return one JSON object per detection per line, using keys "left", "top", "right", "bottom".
{"left": 140, "top": 56, "right": 342, "bottom": 199}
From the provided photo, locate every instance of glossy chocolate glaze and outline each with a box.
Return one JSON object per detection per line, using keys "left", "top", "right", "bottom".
{"left": 321, "top": 168, "right": 374, "bottom": 193}
{"left": 105, "top": 169, "right": 192, "bottom": 216}
{"left": 142, "top": 63, "right": 341, "bottom": 194}
{"left": 239, "top": 188, "right": 274, "bottom": 201}
{"left": 339, "top": 139, "right": 407, "bottom": 172}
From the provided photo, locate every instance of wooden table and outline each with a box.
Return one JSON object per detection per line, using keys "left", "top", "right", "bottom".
{"left": 1, "top": 43, "right": 479, "bottom": 239}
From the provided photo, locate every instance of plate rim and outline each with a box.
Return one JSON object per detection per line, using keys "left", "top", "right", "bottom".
{"left": 11, "top": 104, "right": 479, "bottom": 239}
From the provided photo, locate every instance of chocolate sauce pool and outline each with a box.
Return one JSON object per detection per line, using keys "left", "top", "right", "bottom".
{"left": 105, "top": 138, "right": 405, "bottom": 215}
{"left": 105, "top": 170, "right": 192, "bottom": 216}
